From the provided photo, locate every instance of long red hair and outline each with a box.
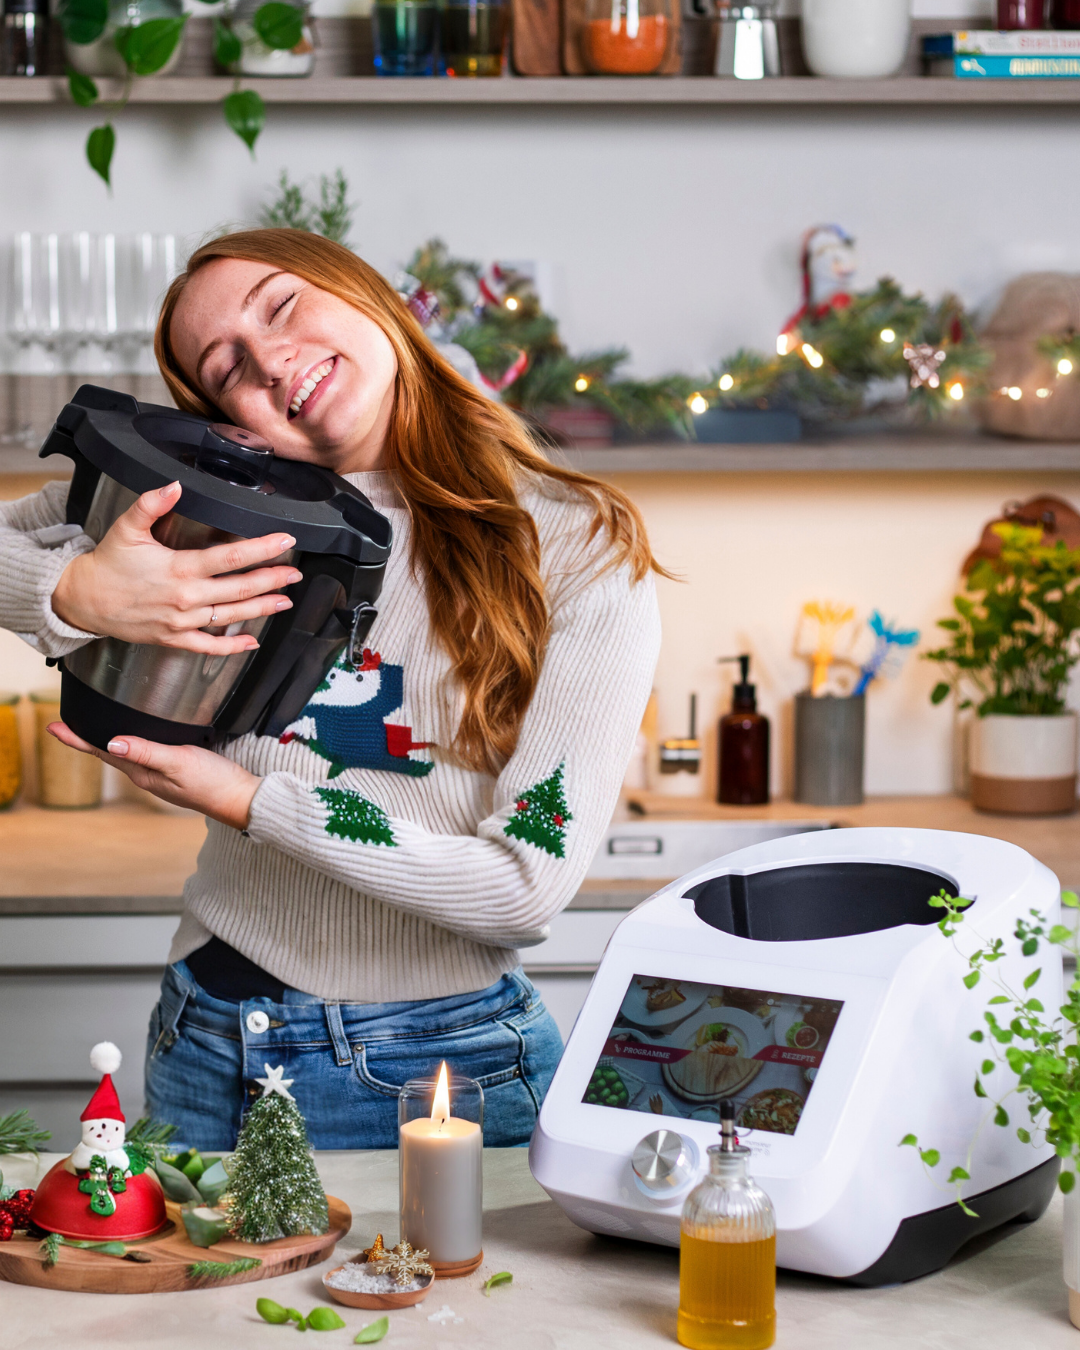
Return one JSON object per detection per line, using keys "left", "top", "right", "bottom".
{"left": 155, "top": 229, "right": 662, "bottom": 774}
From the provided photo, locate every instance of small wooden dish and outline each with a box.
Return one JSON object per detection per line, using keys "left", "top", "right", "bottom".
{"left": 322, "top": 1257, "right": 435, "bottom": 1310}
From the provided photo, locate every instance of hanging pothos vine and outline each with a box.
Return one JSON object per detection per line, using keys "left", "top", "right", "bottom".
{"left": 59, "top": 0, "right": 309, "bottom": 186}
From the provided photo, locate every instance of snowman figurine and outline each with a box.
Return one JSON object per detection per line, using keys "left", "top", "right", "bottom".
{"left": 70, "top": 1042, "right": 129, "bottom": 1172}
{"left": 29, "top": 1041, "right": 167, "bottom": 1239}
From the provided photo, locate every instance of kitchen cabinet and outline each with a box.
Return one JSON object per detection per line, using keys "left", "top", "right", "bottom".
{"left": 3, "top": 795, "right": 1079, "bottom": 1141}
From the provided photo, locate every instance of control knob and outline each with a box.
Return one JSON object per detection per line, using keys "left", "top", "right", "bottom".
{"left": 631, "top": 1129, "right": 699, "bottom": 1196}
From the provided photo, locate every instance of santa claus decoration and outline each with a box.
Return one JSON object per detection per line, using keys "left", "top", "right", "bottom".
{"left": 29, "top": 1043, "right": 167, "bottom": 1242}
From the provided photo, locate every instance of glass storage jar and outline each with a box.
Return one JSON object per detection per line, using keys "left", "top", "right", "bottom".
{"left": 439, "top": 0, "right": 508, "bottom": 76}
{"left": 31, "top": 688, "right": 102, "bottom": 809}
{"left": 0, "top": 693, "right": 21, "bottom": 809}
{"left": 372, "top": 0, "right": 439, "bottom": 75}
{"left": 678, "top": 1105, "right": 776, "bottom": 1350}
{"left": 583, "top": 0, "right": 672, "bottom": 74}
{"left": 227, "top": 0, "right": 315, "bottom": 77}
{"left": 65, "top": 0, "right": 185, "bottom": 78}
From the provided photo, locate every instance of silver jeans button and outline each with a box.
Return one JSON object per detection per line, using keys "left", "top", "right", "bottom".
{"left": 246, "top": 1010, "right": 270, "bottom": 1034}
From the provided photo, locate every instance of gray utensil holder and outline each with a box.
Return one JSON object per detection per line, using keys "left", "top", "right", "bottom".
{"left": 793, "top": 692, "right": 865, "bottom": 806}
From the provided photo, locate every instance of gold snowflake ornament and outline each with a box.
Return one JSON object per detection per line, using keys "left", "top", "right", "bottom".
{"left": 370, "top": 1240, "right": 435, "bottom": 1286}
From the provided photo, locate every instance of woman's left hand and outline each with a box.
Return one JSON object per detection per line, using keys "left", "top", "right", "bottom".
{"left": 47, "top": 722, "right": 260, "bottom": 830}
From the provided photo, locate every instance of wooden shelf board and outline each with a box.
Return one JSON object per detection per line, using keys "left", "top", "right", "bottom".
{"left": 561, "top": 434, "right": 1080, "bottom": 473}
{"left": 2, "top": 75, "right": 1080, "bottom": 106}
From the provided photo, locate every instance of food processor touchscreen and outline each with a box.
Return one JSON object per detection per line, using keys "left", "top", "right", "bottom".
{"left": 582, "top": 976, "right": 844, "bottom": 1135}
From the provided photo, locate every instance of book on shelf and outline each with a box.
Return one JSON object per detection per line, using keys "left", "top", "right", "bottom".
{"left": 921, "top": 32, "right": 1080, "bottom": 76}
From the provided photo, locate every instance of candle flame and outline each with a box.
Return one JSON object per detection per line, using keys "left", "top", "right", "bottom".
{"left": 431, "top": 1061, "right": 450, "bottom": 1128}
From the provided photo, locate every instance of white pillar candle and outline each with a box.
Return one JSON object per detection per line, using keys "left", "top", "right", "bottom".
{"left": 399, "top": 1063, "right": 483, "bottom": 1264}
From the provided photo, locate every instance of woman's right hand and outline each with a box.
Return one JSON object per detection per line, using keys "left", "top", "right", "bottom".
{"left": 50, "top": 480, "right": 303, "bottom": 656}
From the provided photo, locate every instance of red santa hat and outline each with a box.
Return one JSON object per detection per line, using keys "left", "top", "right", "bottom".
{"left": 80, "top": 1042, "right": 125, "bottom": 1124}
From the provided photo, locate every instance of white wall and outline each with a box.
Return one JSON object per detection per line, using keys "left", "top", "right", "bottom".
{"left": 2, "top": 100, "right": 1080, "bottom": 378}
{"left": 615, "top": 471, "right": 1080, "bottom": 798}
{"left": 1, "top": 81, "right": 1078, "bottom": 795}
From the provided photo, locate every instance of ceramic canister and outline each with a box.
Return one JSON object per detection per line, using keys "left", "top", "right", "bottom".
{"left": 969, "top": 712, "right": 1078, "bottom": 815}
{"left": 800, "top": 0, "right": 911, "bottom": 78}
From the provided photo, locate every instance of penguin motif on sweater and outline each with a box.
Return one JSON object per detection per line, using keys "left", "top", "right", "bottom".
{"left": 280, "top": 648, "right": 433, "bottom": 778}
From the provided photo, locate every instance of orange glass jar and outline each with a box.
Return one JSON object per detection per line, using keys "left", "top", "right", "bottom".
{"left": 0, "top": 693, "right": 21, "bottom": 810}
{"left": 583, "top": 0, "right": 671, "bottom": 73}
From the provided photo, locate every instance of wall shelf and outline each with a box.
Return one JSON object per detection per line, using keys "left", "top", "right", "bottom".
{"left": 560, "top": 433, "right": 1080, "bottom": 473}
{"left": 2, "top": 75, "right": 1080, "bottom": 107}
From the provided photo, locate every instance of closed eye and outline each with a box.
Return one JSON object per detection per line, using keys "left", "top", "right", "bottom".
{"left": 272, "top": 291, "right": 297, "bottom": 320}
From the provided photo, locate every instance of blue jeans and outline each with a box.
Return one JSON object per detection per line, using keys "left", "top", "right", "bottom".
{"left": 145, "top": 961, "right": 563, "bottom": 1151}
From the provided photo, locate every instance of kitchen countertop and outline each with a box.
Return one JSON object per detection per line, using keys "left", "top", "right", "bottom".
{"left": 1, "top": 1147, "right": 1076, "bottom": 1349}
{"left": 2, "top": 794, "right": 1079, "bottom": 916}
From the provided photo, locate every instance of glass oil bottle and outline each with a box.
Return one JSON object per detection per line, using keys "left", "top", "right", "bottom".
{"left": 677, "top": 1100, "right": 776, "bottom": 1350}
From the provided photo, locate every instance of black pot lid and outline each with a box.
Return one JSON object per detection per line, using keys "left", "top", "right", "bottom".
{"left": 43, "top": 385, "right": 392, "bottom": 565}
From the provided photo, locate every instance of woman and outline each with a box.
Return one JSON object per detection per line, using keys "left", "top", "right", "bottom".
{"left": 0, "top": 230, "right": 662, "bottom": 1149}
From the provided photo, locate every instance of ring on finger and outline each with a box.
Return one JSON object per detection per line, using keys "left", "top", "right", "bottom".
{"left": 208, "top": 608, "right": 218, "bottom": 626}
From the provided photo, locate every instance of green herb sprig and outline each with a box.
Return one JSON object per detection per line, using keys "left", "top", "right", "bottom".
{"left": 256, "top": 1298, "right": 345, "bottom": 1331}
{"left": 189, "top": 1256, "right": 262, "bottom": 1279}
{"left": 901, "top": 887, "right": 1080, "bottom": 1210}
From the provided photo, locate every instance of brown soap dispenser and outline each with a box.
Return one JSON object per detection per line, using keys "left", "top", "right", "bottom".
{"left": 717, "top": 655, "right": 770, "bottom": 805}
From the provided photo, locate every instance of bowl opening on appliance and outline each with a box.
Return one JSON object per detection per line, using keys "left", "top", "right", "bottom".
{"left": 686, "top": 862, "right": 959, "bottom": 942}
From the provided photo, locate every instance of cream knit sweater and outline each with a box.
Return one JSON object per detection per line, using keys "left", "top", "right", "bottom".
{"left": 0, "top": 472, "right": 660, "bottom": 1002}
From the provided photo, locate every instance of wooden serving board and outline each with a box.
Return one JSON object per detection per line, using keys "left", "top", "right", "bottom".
{"left": 0, "top": 1196, "right": 351, "bottom": 1294}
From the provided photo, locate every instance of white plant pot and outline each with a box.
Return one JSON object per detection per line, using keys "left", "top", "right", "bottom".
{"left": 800, "top": 0, "right": 911, "bottom": 79}
{"left": 1064, "top": 1180, "right": 1080, "bottom": 1329}
{"left": 969, "top": 712, "right": 1078, "bottom": 815}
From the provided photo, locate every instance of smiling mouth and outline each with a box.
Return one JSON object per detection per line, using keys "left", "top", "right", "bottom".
{"left": 288, "top": 357, "right": 336, "bottom": 419}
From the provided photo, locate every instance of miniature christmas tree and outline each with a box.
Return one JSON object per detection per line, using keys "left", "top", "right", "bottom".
{"left": 504, "top": 763, "right": 573, "bottom": 858}
{"left": 224, "top": 1065, "right": 329, "bottom": 1244}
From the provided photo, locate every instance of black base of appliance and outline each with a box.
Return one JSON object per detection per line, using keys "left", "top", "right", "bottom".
{"left": 60, "top": 668, "right": 218, "bottom": 751}
{"left": 845, "top": 1157, "right": 1059, "bottom": 1286}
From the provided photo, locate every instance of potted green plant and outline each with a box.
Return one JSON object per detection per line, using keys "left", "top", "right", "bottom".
{"left": 926, "top": 521, "right": 1080, "bottom": 815}
{"left": 905, "top": 889, "right": 1080, "bottom": 1326}
{"left": 60, "top": 0, "right": 309, "bottom": 185}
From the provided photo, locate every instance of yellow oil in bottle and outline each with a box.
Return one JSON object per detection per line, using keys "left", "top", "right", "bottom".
{"left": 676, "top": 1101, "right": 776, "bottom": 1350}
{"left": 677, "top": 1231, "right": 776, "bottom": 1350}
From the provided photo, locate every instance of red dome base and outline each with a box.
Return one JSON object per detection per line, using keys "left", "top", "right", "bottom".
{"left": 29, "top": 1160, "right": 168, "bottom": 1242}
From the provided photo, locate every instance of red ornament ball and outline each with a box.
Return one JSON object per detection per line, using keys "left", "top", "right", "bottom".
{"left": 554, "top": 814, "right": 564, "bottom": 827}
{"left": 516, "top": 800, "right": 528, "bottom": 811}
{"left": 0, "top": 1216, "right": 14, "bottom": 1242}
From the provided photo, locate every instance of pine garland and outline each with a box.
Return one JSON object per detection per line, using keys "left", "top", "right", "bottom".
{"left": 0, "top": 1108, "right": 50, "bottom": 1155}
{"left": 223, "top": 1094, "right": 329, "bottom": 1244}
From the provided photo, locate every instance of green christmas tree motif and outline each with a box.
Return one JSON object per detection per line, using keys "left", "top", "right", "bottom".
{"left": 504, "top": 763, "right": 573, "bottom": 858}
{"left": 223, "top": 1066, "right": 329, "bottom": 1244}
{"left": 314, "top": 786, "right": 396, "bottom": 847}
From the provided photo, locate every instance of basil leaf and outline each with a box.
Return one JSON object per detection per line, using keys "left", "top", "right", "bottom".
{"left": 67, "top": 66, "right": 99, "bottom": 107}
{"left": 256, "top": 1298, "right": 290, "bottom": 1324}
{"left": 86, "top": 123, "right": 115, "bottom": 187}
{"left": 223, "top": 89, "right": 264, "bottom": 154}
{"left": 213, "top": 17, "right": 242, "bottom": 68}
{"left": 354, "top": 1317, "right": 389, "bottom": 1344}
{"left": 306, "top": 1307, "right": 347, "bottom": 1331}
{"left": 482, "top": 1270, "right": 513, "bottom": 1296}
{"left": 59, "top": 0, "right": 108, "bottom": 46}
{"left": 253, "top": 1, "right": 304, "bottom": 50}
{"left": 115, "top": 16, "right": 187, "bottom": 75}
